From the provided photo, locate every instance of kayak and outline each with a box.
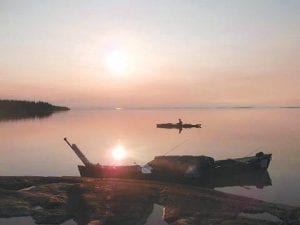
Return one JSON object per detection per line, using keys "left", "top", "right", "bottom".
{"left": 156, "top": 123, "right": 201, "bottom": 128}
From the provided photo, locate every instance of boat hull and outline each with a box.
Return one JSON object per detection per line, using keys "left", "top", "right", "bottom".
{"left": 78, "top": 165, "right": 143, "bottom": 179}
{"left": 77, "top": 153, "right": 272, "bottom": 188}
{"left": 214, "top": 153, "right": 272, "bottom": 171}
{"left": 77, "top": 165, "right": 271, "bottom": 188}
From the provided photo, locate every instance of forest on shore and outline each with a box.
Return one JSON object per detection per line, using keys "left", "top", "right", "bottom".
{"left": 0, "top": 99, "right": 69, "bottom": 120}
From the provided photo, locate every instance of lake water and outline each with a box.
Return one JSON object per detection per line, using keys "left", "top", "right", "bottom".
{"left": 0, "top": 108, "right": 299, "bottom": 207}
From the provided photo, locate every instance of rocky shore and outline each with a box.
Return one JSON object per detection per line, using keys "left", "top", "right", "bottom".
{"left": 0, "top": 176, "right": 299, "bottom": 225}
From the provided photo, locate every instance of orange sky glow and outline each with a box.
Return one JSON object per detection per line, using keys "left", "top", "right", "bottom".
{"left": 0, "top": 0, "right": 299, "bottom": 108}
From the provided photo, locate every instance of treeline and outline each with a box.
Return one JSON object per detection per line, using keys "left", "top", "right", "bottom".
{"left": 0, "top": 100, "right": 69, "bottom": 120}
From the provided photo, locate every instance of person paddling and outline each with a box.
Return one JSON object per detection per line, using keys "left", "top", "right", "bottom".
{"left": 178, "top": 118, "right": 183, "bottom": 126}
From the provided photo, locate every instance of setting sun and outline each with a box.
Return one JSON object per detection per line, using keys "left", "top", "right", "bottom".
{"left": 112, "top": 144, "right": 127, "bottom": 161}
{"left": 0, "top": 1, "right": 300, "bottom": 223}
{"left": 105, "top": 50, "right": 128, "bottom": 74}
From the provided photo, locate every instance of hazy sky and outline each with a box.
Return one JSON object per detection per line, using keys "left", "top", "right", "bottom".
{"left": 1, "top": 0, "right": 299, "bottom": 108}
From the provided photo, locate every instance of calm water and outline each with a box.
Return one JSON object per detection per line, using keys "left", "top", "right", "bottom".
{"left": 0, "top": 108, "right": 299, "bottom": 206}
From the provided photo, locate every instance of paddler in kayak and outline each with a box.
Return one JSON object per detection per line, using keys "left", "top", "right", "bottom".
{"left": 178, "top": 118, "right": 183, "bottom": 126}
{"left": 177, "top": 119, "right": 183, "bottom": 133}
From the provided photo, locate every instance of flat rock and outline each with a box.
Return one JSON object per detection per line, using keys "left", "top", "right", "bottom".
{"left": 0, "top": 177, "right": 299, "bottom": 225}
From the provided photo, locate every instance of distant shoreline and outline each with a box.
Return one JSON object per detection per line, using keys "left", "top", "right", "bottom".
{"left": 69, "top": 106, "right": 300, "bottom": 111}
{"left": 0, "top": 99, "right": 70, "bottom": 121}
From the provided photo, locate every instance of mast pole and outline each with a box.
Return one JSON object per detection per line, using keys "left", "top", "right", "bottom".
{"left": 64, "top": 138, "right": 93, "bottom": 166}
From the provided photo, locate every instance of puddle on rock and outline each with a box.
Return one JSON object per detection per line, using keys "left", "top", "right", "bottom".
{"left": 238, "top": 212, "right": 282, "bottom": 223}
{"left": 0, "top": 217, "right": 77, "bottom": 225}
{"left": 0, "top": 217, "right": 35, "bottom": 225}
{"left": 144, "top": 204, "right": 169, "bottom": 225}
{"left": 19, "top": 186, "right": 36, "bottom": 191}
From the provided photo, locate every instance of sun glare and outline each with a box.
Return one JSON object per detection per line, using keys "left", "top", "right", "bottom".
{"left": 106, "top": 50, "right": 128, "bottom": 74}
{"left": 112, "top": 144, "right": 127, "bottom": 161}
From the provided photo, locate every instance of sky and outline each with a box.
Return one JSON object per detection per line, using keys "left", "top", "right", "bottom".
{"left": 0, "top": 0, "right": 299, "bottom": 108}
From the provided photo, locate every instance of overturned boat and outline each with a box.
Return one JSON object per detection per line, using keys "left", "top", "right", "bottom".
{"left": 64, "top": 138, "right": 272, "bottom": 188}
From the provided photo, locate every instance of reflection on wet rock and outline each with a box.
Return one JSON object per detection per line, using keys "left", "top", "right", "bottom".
{"left": 0, "top": 177, "right": 299, "bottom": 225}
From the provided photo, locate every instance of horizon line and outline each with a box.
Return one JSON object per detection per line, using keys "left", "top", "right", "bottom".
{"left": 71, "top": 105, "right": 300, "bottom": 110}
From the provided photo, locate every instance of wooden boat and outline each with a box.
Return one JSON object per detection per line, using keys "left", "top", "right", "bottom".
{"left": 147, "top": 152, "right": 272, "bottom": 181}
{"left": 157, "top": 123, "right": 201, "bottom": 129}
{"left": 64, "top": 138, "right": 142, "bottom": 179}
{"left": 64, "top": 138, "right": 272, "bottom": 188}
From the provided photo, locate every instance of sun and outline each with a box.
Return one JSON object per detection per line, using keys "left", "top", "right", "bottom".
{"left": 112, "top": 144, "right": 127, "bottom": 161}
{"left": 105, "top": 50, "right": 128, "bottom": 74}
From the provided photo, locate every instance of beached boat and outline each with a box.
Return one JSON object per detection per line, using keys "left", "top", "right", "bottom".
{"left": 64, "top": 138, "right": 272, "bottom": 188}
{"left": 147, "top": 153, "right": 272, "bottom": 182}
